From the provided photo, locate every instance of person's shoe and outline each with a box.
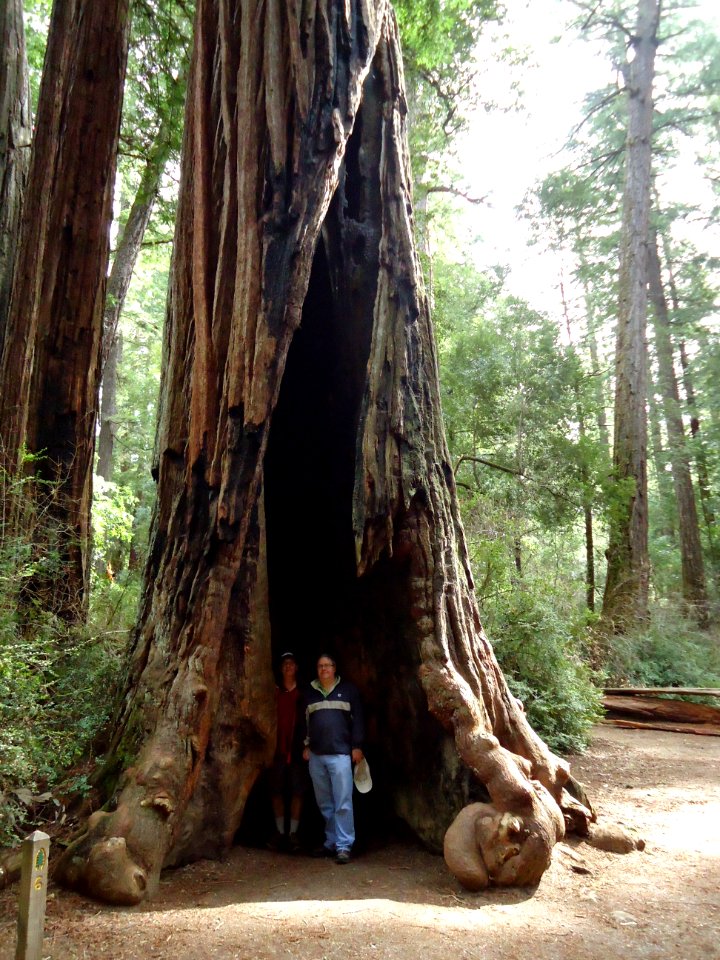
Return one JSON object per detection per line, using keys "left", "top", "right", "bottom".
{"left": 267, "top": 830, "right": 285, "bottom": 852}
{"left": 311, "top": 844, "right": 335, "bottom": 858}
{"left": 335, "top": 849, "right": 351, "bottom": 864}
{"left": 288, "top": 832, "right": 301, "bottom": 853}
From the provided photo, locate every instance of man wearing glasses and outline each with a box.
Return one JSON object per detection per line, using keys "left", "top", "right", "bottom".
{"left": 302, "top": 654, "right": 364, "bottom": 864}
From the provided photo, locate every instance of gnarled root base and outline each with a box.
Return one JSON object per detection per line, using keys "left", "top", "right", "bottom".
{"left": 444, "top": 786, "right": 565, "bottom": 892}
{"left": 56, "top": 832, "right": 149, "bottom": 906}
{"left": 54, "top": 797, "right": 165, "bottom": 906}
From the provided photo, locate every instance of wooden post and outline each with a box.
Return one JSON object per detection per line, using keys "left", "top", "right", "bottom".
{"left": 15, "top": 830, "right": 50, "bottom": 960}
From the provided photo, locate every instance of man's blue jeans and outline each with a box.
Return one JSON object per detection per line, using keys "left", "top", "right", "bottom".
{"left": 308, "top": 752, "right": 355, "bottom": 852}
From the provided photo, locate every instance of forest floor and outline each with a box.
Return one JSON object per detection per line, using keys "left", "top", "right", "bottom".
{"left": 1, "top": 724, "right": 718, "bottom": 960}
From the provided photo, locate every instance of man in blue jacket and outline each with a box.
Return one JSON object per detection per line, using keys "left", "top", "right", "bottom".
{"left": 302, "top": 653, "right": 364, "bottom": 864}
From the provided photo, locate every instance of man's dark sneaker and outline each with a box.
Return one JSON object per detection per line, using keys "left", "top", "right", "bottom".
{"left": 335, "top": 849, "right": 351, "bottom": 865}
{"left": 288, "top": 832, "right": 301, "bottom": 853}
{"left": 311, "top": 844, "right": 335, "bottom": 858}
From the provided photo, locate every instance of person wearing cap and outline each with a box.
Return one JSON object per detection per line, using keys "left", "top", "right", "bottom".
{"left": 268, "top": 652, "right": 306, "bottom": 852}
{"left": 302, "top": 654, "right": 364, "bottom": 864}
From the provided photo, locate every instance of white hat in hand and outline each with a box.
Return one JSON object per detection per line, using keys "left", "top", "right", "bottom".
{"left": 353, "top": 758, "right": 372, "bottom": 794}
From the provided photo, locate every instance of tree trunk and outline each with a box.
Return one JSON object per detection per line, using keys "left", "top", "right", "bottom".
{"left": 647, "top": 225, "right": 709, "bottom": 626}
{"left": 0, "top": 0, "right": 130, "bottom": 618}
{"left": 578, "top": 260, "right": 611, "bottom": 458}
{"left": 101, "top": 64, "right": 188, "bottom": 371}
{"left": 561, "top": 283, "right": 595, "bottom": 612}
{"left": 56, "top": 0, "right": 578, "bottom": 905}
{"left": 647, "top": 380, "right": 675, "bottom": 538}
{"left": 97, "top": 333, "right": 122, "bottom": 483}
{"left": 678, "top": 339, "right": 720, "bottom": 580}
{"left": 0, "top": 0, "right": 31, "bottom": 353}
{"left": 97, "top": 67, "right": 187, "bottom": 482}
{"left": 601, "top": 0, "right": 659, "bottom": 632}
{"left": 661, "top": 236, "right": 720, "bottom": 577}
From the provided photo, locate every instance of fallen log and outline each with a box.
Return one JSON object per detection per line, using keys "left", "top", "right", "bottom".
{"left": 603, "top": 695, "right": 720, "bottom": 725}
{"left": 602, "top": 718, "right": 720, "bottom": 737}
{"left": 604, "top": 687, "right": 720, "bottom": 698}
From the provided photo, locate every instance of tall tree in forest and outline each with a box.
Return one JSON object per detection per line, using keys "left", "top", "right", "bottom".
{"left": 0, "top": 0, "right": 130, "bottom": 618}
{"left": 647, "top": 221, "right": 709, "bottom": 624}
{"left": 657, "top": 228, "right": 720, "bottom": 582}
{"left": 98, "top": 0, "right": 191, "bottom": 481}
{"left": 56, "top": 0, "right": 587, "bottom": 905}
{"left": 601, "top": 0, "right": 660, "bottom": 631}
{"left": 0, "top": 0, "right": 31, "bottom": 352}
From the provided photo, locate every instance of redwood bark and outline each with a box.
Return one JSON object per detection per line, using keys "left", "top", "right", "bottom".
{"left": 56, "top": 0, "right": 576, "bottom": 904}
{"left": 0, "top": 0, "right": 130, "bottom": 617}
{"left": 602, "top": 0, "right": 659, "bottom": 631}
{"left": 0, "top": 0, "right": 31, "bottom": 353}
{"left": 647, "top": 225, "right": 708, "bottom": 625}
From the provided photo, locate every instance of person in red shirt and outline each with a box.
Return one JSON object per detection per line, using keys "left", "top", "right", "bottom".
{"left": 268, "top": 652, "right": 306, "bottom": 851}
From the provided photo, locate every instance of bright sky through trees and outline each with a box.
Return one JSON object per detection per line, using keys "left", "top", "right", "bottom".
{"left": 456, "top": 0, "right": 720, "bottom": 315}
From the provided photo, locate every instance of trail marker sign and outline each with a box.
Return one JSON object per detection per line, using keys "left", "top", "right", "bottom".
{"left": 15, "top": 830, "right": 49, "bottom": 960}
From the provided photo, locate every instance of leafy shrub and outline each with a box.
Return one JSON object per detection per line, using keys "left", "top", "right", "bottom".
{"left": 0, "top": 466, "right": 128, "bottom": 845}
{"left": 603, "top": 607, "right": 720, "bottom": 689}
{"left": 0, "top": 608, "right": 125, "bottom": 844}
{"left": 482, "top": 586, "right": 604, "bottom": 755}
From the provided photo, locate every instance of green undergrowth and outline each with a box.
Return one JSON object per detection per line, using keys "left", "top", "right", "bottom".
{"left": 0, "top": 617, "right": 125, "bottom": 844}
{"left": 482, "top": 585, "right": 604, "bottom": 755}
{"left": 602, "top": 608, "right": 720, "bottom": 691}
{"left": 0, "top": 474, "right": 133, "bottom": 845}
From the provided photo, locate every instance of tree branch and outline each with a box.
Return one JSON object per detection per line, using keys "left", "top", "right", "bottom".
{"left": 423, "top": 185, "right": 488, "bottom": 205}
{"left": 454, "top": 455, "right": 584, "bottom": 508}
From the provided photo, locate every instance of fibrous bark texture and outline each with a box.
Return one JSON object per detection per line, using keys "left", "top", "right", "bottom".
{"left": 56, "top": 0, "right": 577, "bottom": 904}
{"left": 0, "top": 0, "right": 130, "bottom": 617}
{"left": 0, "top": 0, "right": 31, "bottom": 353}
{"left": 602, "top": 0, "right": 659, "bottom": 632}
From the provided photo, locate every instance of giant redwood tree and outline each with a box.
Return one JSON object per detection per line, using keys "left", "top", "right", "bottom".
{"left": 0, "top": 0, "right": 130, "bottom": 617}
{"left": 602, "top": 0, "right": 660, "bottom": 631}
{"left": 0, "top": 0, "right": 30, "bottom": 352}
{"left": 56, "top": 0, "right": 589, "bottom": 904}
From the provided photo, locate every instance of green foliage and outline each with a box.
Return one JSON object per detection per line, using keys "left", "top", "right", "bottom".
{"left": 117, "top": 0, "right": 193, "bottom": 239}
{"left": 431, "top": 252, "right": 606, "bottom": 752}
{"left": 602, "top": 610, "right": 720, "bottom": 689}
{"left": 22, "top": 0, "right": 52, "bottom": 113}
{"left": 483, "top": 584, "right": 604, "bottom": 754}
{"left": 93, "top": 477, "right": 137, "bottom": 563}
{"left": 436, "top": 254, "right": 599, "bottom": 533}
{"left": 0, "top": 474, "right": 126, "bottom": 844}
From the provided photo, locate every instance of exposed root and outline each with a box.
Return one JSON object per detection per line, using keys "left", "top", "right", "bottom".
{"left": 444, "top": 794, "right": 564, "bottom": 891}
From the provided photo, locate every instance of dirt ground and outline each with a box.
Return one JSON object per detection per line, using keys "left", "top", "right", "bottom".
{"left": 1, "top": 724, "right": 718, "bottom": 960}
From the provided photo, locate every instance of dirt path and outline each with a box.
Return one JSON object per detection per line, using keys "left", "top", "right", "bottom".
{"left": 1, "top": 725, "right": 718, "bottom": 960}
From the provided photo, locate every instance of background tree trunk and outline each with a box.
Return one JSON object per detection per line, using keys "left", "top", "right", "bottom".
{"left": 0, "top": 0, "right": 130, "bottom": 618}
{"left": 0, "top": 0, "right": 31, "bottom": 354}
{"left": 56, "top": 0, "right": 575, "bottom": 905}
{"left": 601, "top": 0, "right": 659, "bottom": 632}
{"left": 97, "top": 68, "right": 187, "bottom": 482}
{"left": 97, "top": 333, "right": 122, "bottom": 483}
{"left": 647, "top": 224, "right": 708, "bottom": 625}
{"left": 647, "top": 382, "right": 675, "bottom": 539}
